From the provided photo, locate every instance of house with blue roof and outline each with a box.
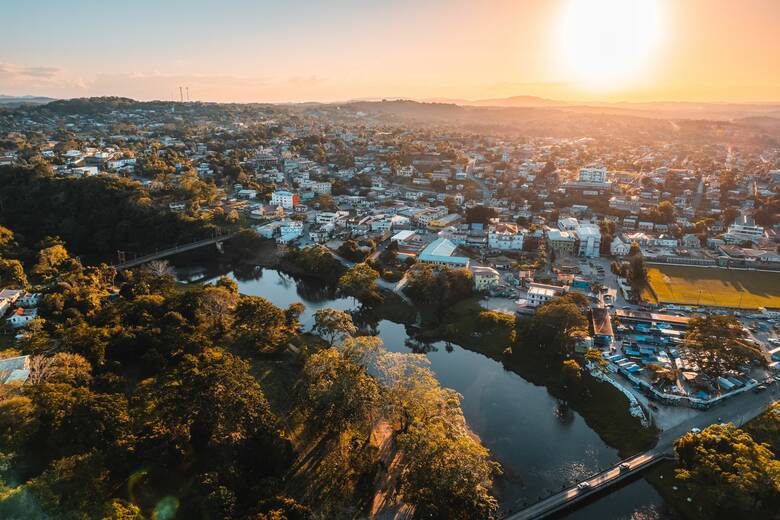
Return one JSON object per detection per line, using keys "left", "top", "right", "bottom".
{"left": 418, "top": 238, "right": 470, "bottom": 268}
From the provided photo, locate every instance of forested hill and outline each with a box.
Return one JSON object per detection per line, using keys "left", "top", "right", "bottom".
{"left": 0, "top": 165, "right": 216, "bottom": 264}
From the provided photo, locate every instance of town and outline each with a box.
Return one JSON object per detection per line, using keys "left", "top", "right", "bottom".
{"left": 1, "top": 95, "right": 779, "bottom": 519}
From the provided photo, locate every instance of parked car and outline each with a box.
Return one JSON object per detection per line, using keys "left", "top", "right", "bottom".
{"left": 690, "top": 427, "right": 702, "bottom": 434}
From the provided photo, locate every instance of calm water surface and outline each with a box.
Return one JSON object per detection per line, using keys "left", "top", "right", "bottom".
{"left": 204, "top": 268, "right": 674, "bottom": 519}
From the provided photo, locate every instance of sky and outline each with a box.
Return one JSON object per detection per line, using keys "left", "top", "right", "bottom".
{"left": 1, "top": 0, "right": 779, "bottom": 103}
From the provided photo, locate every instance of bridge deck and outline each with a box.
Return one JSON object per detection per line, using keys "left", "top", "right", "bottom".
{"left": 505, "top": 452, "right": 669, "bottom": 520}
{"left": 115, "top": 234, "right": 234, "bottom": 269}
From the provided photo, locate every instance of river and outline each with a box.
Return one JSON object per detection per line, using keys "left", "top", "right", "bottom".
{"left": 202, "top": 267, "right": 676, "bottom": 519}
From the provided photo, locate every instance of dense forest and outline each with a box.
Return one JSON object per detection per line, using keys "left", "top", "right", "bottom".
{"left": 0, "top": 165, "right": 217, "bottom": 264}
{"left": 0, "top": 217, "right": 499, "bottom": 519}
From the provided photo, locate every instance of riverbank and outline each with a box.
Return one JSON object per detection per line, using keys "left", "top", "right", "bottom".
{"left": 411, "top": 295, "right": 659, "bottom": 458}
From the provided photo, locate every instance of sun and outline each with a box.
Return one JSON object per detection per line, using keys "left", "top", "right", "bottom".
{"left": 559, "top": 0, "right": 662, "bottom": 90}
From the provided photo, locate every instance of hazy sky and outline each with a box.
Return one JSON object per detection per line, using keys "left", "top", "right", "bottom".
{"left": 1, "top": 0, "right": 778, "bottom": 103}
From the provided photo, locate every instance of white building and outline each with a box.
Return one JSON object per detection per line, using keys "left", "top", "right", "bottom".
{"left": 724, "top": 215, "right": 765, "bottom": 244}
{"left": 610, "top": 236, "right": 630, "bottom": 256}
{"left": 270, "top": 190, "right": 299, "bottom": 209}
{"left": 558, "top": 217, "right": 579, "bottom": 231}
{"left": 488, "top": 223, "right": 525, "bottom": 251}
{"left": 316, "top": 211, "right": 349, "bottom": 225}
{"left": 575, "top": 224, "right": 601, "bottom": 257}
{"left": 578, "top": 166, "right": 608, "bottom": 183}
{"left": 526, "top": 283, "right": 567, "bottom": 307}
{"left": 7, "top": 308, "right": 37, "bottom": 328}
{"left": 471, "top": 266, "right": 500, "bottom": 291}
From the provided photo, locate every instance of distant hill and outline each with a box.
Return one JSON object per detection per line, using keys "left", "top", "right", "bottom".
{"left": 422, "top": 95, "right": 780, "bottom": 121}
{"left": 425, "top": 95, "right": 568, "bottom": 108}
{"left": 0, "top": 95, "right": 56, "bottom": 107}
{"left": 331, "top": 99, "right": 780, "bottom": 145}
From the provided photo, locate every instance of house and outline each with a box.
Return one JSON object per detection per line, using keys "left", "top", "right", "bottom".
{"left": 488, "top": 223, "right": 525, "bottom": 251}
{"left": 547, "top": 229, "right": 576, "bottom": 256}
{"left": 610, "top": 236, "right": 630, "bottom": 256}
{"left": 270, "top": 190, "right": 299, "bottom": 210}
{"left": 17, "top": 293, "right": 40, "bottom": 308}
{"left": 682, "top": 234, "right": 702, "bottom": 248}
{"left": 7, "top": 308, "right": 38, "bottom": 328}
{"left": 638, "top": 221, "right": 654, "bottom": 231}
{"left": 526, "top": 283, "right": 567, "bottom": 307}
{"left": 471, "top": 266, "right": 500, "bottom": 291}
{"left": 0, "top": 289, "right": 23, "bottom": 315}
{"left": 724, "top": 215, "right": 765, "bottom": 244}
{"left": 428, "top": 213, "right": 462, "bottom": 231}
{"left": 653, "top": 235, "right": 678, "bottom": 248}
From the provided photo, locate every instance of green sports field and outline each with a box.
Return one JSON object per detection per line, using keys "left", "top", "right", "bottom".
{"left": 643, "top": 264, "right": 780, "bottom": 309}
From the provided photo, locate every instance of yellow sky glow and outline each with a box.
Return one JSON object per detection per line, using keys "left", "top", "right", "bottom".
{"left": 0, "top": 0, "right": 778, "bottom": 103}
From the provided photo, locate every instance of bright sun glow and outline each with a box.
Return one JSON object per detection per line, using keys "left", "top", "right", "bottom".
{"left": 560, "top": 0, "right": 662, "bottom": 90}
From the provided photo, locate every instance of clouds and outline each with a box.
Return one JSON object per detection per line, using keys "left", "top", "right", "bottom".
{"left": 0, "top": 62, "right": 86, "bottom": 95}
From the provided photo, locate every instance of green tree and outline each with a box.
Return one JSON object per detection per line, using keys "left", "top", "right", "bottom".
{"left": 0, "top": 258, "right": 27, "bottom": 287}
{"left": 233, "top": 295, "right": 295, "bottom": 352}
{"left": 337, "top": 263, "right": 381, "bottom": 306}
{"left": 149, "top": 348, "right": 281, "bottom": 451}
{"left": 313, "top": 308, "right": 357, "bottom": 346}
{"left": 300, "top": 336, "right": 382, "bottom": 433}
{"left": 680, "top": 314, "right": 762, "bottom": 381}
{"left": 465, "top": 205, "right": 497, "bottom": 225}
{"left": 397, "top": 421, "right": 499, "bottom": 520}
{"left": 674, "top": 423, "right": 780, "bottom": 514}
{"left": 521, "top": 293, "right": 589, "bottom": 356}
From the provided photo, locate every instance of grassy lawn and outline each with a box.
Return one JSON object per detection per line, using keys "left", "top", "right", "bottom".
{"left": 644, "top": 264, "right": 780, "bottom": 309}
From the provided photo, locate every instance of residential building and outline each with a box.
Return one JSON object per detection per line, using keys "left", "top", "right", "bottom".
{"left": 547, "top": 229, "right": 576, "bottom": 256}
{"left": 270, "top": 190, "right": 299, "bottom": 209}
{"left": 488, "top": 223, "right": 525, "bottom": 250}
{"left": 578, "top": 166, "right": 608, "bottom": 183}
{"left": 471, "top": 266, "right": 500, "bottom": 291}
{"left": 724, "top": 215, "right": 765, "bottom": 244}
{"left": 575, "top": 224, "right": 601, "bottom": 257}
{"left": 526, "top": 282, "right": 567, "bottom": 307}
{"left": 610, "top": 236, "right": 630, "bottom": 256}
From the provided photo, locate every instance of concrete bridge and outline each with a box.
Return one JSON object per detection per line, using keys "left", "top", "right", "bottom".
{"left": 505, "top": 452, "right": 670, "bottom": 520}
{"left": 115, "top": 233, "right": 235, "bottom": 270}
{"left": 505, "top": 386, "right": 778, "bottom": 520}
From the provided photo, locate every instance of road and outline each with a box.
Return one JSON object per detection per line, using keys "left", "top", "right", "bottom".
{"left": 505, "top": 386, "right": 778, "bottom": 520}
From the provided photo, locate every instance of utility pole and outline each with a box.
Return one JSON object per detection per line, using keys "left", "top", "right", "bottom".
{"left": 186, "top": 86, "right": 190, "bottom": 101}
{"left": 179, "top": 86, "right": 184, "bottom": 103}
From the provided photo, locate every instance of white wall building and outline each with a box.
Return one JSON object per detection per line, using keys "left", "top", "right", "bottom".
{"left": 575, "top": 224, "right": 601, "bottom": 257}
{"left": 488, "top": 223, "right": 525, "bottom": 250}
{"left": 578, "top": 166, "right": 608, "bottom": 183}
{"left": 724, "top": 215, "right": 765, "bottom": 244}
{"left": 270, "top": 190, "right": 298, "bottom": 209}
{"left": 526, "top": 283, "right": 567, "bottom": 307}
{"left": 610, "top": 236, "right": 630, "bottom": 256}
